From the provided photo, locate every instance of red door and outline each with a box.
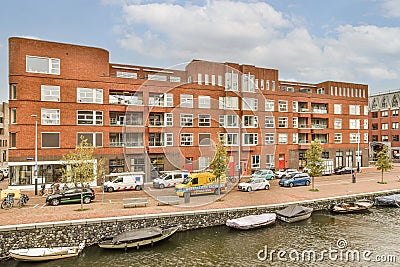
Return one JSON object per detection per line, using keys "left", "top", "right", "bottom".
{"left": 278, "top": 154, "right": 285, "bottom": 170}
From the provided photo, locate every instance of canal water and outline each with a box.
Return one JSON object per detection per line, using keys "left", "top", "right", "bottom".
{"left": 4, "top": 207, "right": 400, "bottom": 267}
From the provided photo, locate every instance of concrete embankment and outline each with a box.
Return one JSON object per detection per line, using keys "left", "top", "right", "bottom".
{"left": 1, "top": 188, "right": 400, "bottom": 260}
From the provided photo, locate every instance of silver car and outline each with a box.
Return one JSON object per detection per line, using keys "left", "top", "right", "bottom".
{"left": 238, "top": 178, "right": 270, "bottom": 192}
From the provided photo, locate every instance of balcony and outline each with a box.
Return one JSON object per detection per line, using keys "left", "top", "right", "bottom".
{"left": 311, "top": 109, "right": 327, "bottom": 114}
{"left": 311, "top": 124, "right": 327, "bottom": 129}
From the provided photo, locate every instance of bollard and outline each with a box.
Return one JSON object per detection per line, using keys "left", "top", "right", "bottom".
{"left": 352, "top": 173, "right": 356, "bottom": 183}
{"left": 184, "top": 191, "right": 190, "bottom": 203}
{"left": 34, "top": 178, "right": 38, "bottom": 195}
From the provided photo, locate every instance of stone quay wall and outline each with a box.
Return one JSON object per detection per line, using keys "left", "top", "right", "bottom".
{"left": 1, "top": 189, "right": 399, "bottom": 259}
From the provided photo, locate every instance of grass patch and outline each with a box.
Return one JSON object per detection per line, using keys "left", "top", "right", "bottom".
{"left": 309, "top": 189, "right": 319, "bottom": 192}
{"left": 74, "top": 208, "right": 90, "bottom": 212}
{"left": 377, "top": 181, "right": 388, "bottom": 184}
{"left": 215, "top": 199, "right": 224, "bottom": 202}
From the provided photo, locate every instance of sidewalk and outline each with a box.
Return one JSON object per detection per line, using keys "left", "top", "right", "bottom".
{"left": 0, "top": 166, "right": 399, "bottom": 227}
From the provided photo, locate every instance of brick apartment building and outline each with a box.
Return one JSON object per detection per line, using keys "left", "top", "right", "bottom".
{"left": 369, "top": 90, "right": 400, "bottom": 162}
{"left": 8, "top": 37, "right": 369, "bottom": 186}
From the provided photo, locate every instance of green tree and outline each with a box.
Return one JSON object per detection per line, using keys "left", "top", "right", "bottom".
{"left": 375, "top": 145, "right": 393, "bottom": 184}
{"left": 305, "top": 139, "right": 324, "bottom": 191}
{"left": 211, "top": 135, "right": 228, "bottom": 196}
{"left": 61, "top": 136, "right": 105, "bottom": 209}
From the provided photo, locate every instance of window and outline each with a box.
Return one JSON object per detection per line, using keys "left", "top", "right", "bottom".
{"left": 292, "top": 101, "right": 298, "bottom": 112}
{"left": 204, "top": 74, "right": 209, "bottom": 85}
{"left": 199, "top": 133, "right": 211, "bottom": 146}
{"left": 382, "top": 135, "right": 389, "bottom": 142}
{"left": 265, "top": 100, "right": 274, "bottom": 111}
{"left": 165, "top": 113, "right": 173, "bottom": 127}
{"left": 350, "top": 133, "right": 360, "bottom": 143}
{"left": 219, "top": 115, "right": 239, "bottom": 128}
{"left": 225, "top": 72, "right": 239, "bottom": 91}
{"left": 11, "top": 108, "right": 16, "bottom": 124}
{"left": 349, "top": 119, "right": 360, "bottom": 129}
{"left": 393, "top": 122, "right": 399, "bottom": 129}
{"left": 278, "top": 117, "right": 288, "bottom": 128}
{"left": 10, "top": 84, "right": 17, "bottom": 100}
{"left": 180, "top": 114, "right": 193, "bottom": 127}
{"left": 41, "top": 85, "right": 60, "bottom": 102}
{"left": 148, "top": 74, "right": 167, "bottom": 81}
{"left": 149, "top": 93, "right": 173, "bottom": 107}
{"left": 218, "top": 75, "right": 222, "bottom": 86}
{"left": 116, "top": 71, "right": 137, "bottom": 79}
{"left": 372, "top": 112, "right": 378, "bottom": 118}
{"left": 278, "top": 100, "right": 288, "bottom": 112}
{"left": 41, "top": 109, "right": 60, "bottom": 125}
{"left": 364, "top": 133, "right": 369, "bottom": 143}
{"left": 219, "top": 96, "right": 238, "bottom": 109}
{"left": 41, "top": 133, "right": 60, "bottom": 148}
{"left": 372, "top": 135, "right": 378, "bottom": 142}
{"left": 109, "top": 91, "right": 143, "bottom": 105}
{"left": 126, "top": 112, "right": 143, "bottom": 126}
{"left": 265, "top": 133, "right": 275, "bottom": 144}
{"left": 211, "top": 75, "right": 216, "bottom": 86}
{"left": 242, "top": 74, "right": 255, "bottom": 92}
{"left": 372, "top": 123, "right": 378, "bottom": 130}
{"left": 198, "top": 96, "right": 210, "bottom": 108}
{"left": 260, "top": 79, "right": 264, "bottom": 90}
{"left": 382, "top": 123, "right": 388, "bottom": 130}
{"left": 266, "top": 154, "right": 274, "bottom": 169}
{"left": 180, "top": 94, "right": 193, "bottom": 108}
{"left": 251, "top": 155, "right": 260, "bottom": 169}
{"left": 265, "top": 117, "right": 274, "bottom": 128}
{"left": 317, "top": 87, "right": 325, "bottom": 94}
{"left": 364, "top": 106, "right": 369, "bottom": 116}
{"left": 293, "top": 133, "right": 298, "bottom": 144}
{"left": 393, "top": 109, "right": 399, "bottom": 117}
{"left": 349, "top": 105, "right": 361, "bottom": 115}
{"left": 77, "top": 111, "right": 103, "bottom": 125}
{"left": 393, "top": 135, "right": 399, "bottom": 142}
{"left": 364, "top": 119, "right": 368, "bottom": 129}
{"left": 165, "top": 133, "right": 173, "bottom": 146}
{"left": 334, "top": 104, "right": 342, "bottom": 114}
{"left": 77, "top": 88, "right": 103, "bottom": 104}
{"left": 278, "top": 133, "right": 288, "bottom": 144}
{"left": 242, "top": 115, "right": 258, "bottom": 127}
{"left": 197, "top": 73, "right": 202, "bottom": 84}
{"left": 199, "top": 156, "right": 210, "bottom": 170}
{"left": 198, "top": 114, "right": 211, "bottom": 127}
{"left": 243, "top": 133, "right": 258, "bottom": 145}
{"left": 180, "top": 133, "right": 193, "bottom": 146}
{"left": 382, "top": 110, "right": 388, "bottom": 117}
{"left": 334, "top": 133, "right": 342, "bottom": 144}
{"left": 77, "top": 132, "right": 103, "bottom": 147}
{"left": 26, "top": 56, "right": 60, "bottom": 75}
{"left": 272, "top": 81, "right": 275, "bottom": 90}
{"left": 220, "top": 133, "right": 238, "bottom": 145}
{"left": 242, "top": 98, "right": 258, "bottom": 111}
{"left": 293, "top": 117, "right": 298, "bottom": 128}
{"left": 124, "top": 133, "right": 143, "bottom": 147}
{"left": 10, "top": 133, "right": 16, "bottom": 148}
{"left": 148, "top": 133, "right": 165, "bottom": 147}
{"left": 170, "top": 76, "right": 181, "bottom": 83}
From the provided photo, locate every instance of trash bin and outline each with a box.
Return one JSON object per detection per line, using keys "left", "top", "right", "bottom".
{"left": 184, "top": 191, "right": 190, "bottom": 203}
{"left": 352, "top": 173, "right": 356, "bottom": 183}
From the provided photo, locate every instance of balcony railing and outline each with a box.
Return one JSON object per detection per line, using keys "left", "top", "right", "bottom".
{"left": 311, "top": 124, "right": 327, "bottom": 129}
{"left": 311, "top": 108, "right": 328, "bottom": 114}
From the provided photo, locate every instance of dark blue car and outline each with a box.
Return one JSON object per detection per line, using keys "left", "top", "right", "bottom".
{"left": 279, "top": 173, "right": 311, "bottom": 187}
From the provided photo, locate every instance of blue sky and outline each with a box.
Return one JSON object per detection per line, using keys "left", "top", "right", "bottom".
{"left": 1, "top": 0, "right": 400, "bottom": 101}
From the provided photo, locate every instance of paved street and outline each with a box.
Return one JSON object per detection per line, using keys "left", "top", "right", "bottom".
{"left": 0, "top": 165, "right": 399, "bottom": 227}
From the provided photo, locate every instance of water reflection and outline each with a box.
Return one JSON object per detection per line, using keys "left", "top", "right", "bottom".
{"left": 4, "top": 208, "right": 400, "bottom": 267}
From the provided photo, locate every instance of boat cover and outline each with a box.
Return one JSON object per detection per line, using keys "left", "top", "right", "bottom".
{"left": 226, "top": 213, "right": 276, "bottom": 228}
{"left": 376, "top": 194, "right": 400, "bottom": 205}
{"left": 276, "top": 205, "right": 313, "bottom": 218}
{"left": 112, "top": 227, "right": 163, "bottom": 244}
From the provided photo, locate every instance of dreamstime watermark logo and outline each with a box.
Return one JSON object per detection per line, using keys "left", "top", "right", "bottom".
{"left": 257, "top": 239, "right": 397, "bottom": 263}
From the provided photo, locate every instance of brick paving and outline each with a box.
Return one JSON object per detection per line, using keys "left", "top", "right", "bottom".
{"left": 0, "top": 165, "right": 399, "bottom": 227}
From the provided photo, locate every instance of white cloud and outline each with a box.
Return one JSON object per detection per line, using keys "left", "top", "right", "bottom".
{"left": 381, "top": 0, "right": 400, "bottom": 17}
{"left": 113, "top": 0, "right": 400, "bottom": 92}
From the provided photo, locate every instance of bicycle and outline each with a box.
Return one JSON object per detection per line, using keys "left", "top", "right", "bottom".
{"left": 1, "top": 193, "right": 15, "bottom": 209}
{"left": 17, "top": 194, "right": 29, "bottom": 208}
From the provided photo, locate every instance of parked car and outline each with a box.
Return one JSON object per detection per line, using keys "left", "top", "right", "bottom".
{"left": 46, "top": 188, "right": 95, "bottom": 206}
{"left": 238, "top": 178, "right": 270, "bottom": 192}
{"left": 334, "top": 166, "right": 354, "bottom": 175}
{"left": 275, "top": 168, "right": 299, "bottom": 179}
{"left": 279, "top": 173, "right": 311, "bottom": 187}
{"left": 252, "top": 170, "right": 275, "bottom": 180}
{"left": 153, "top": 170, "right": 190, "bottom": 189}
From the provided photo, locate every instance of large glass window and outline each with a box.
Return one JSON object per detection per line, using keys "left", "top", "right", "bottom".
{"left": 41, "top": 85, "right": 60, "bottom": 102}
{"left": 180, "top": 94, "right": 194, "bottom": 108}
{"left": 42, "top": 133, "right": 60, "bottom": 148}
{"left": 220, "top": 133, "right": 238, "bottom": 145}
{"left": 77, "top": 111, "right": 103, "bottom": 125}
{"left": 41, "top": 109, "right": 60, "bottom": 125}
{"left": 26, "top": 56, "right": 60, "bottom": 75}
{"left": 77, "top": 132, "right": 103, "bottom": 147}
{"left": 149, "top": 93, "right": 173, "bottom": 107}
{"left": 219, "top": 115, "right": 238, "bottom": 128}
{"left": 219, "top": 96, "right": 239, "bottom": 110}
{"left": 243, "top": 133, "right": 258, "bottom": 145}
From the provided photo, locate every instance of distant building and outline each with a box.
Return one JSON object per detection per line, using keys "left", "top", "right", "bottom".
{"left": 8, "top": 37, "right": 369, "bottom": 186}
{"left": 0, "top": 102, "right": 8, "bottom": 167}
{"left": 369, "top": 90, "right": 400, "bottom": 162}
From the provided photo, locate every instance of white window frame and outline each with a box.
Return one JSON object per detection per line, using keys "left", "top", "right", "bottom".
{"left": 219, "top": 96, "right": 239, "bottom": 110}
{"left": 77, "top": 132, "right": 104, "bottom": 147}
{"left": 334, "top": 133, "right": 342, "bottom": 144}
{"left": 165, "top": 133, "right": 173, "bottom": 146}
{"left": 41, "top": 108, "right": 60, "bottom": 125}
{"left": 41, "top": 85, "right": 60, "bottom": 102}
{"left": 242, "top": 97, "right": 258, "bottom": 111}
{"left": 349, "top": 105, "right": 361, "bottom": 115}
{"left": 293, "top": 117, "right": 298, "bottom": 128}
{"left": 26, "top": 55, "right": 60, "bottom": 75}
{"left": 225, "top": 72, "right": 239, "bottom": 91}
{"left": 265, "top": 100, "right": 274, "bottom": 111}
{"left": 180, "top": 133, "right": 194, "bottom": 146}
{"left": 220, "top": 133, "right": 239, "bottom": 146}
{"left": 242, "top": 115, "right": 258, "bottom": 128}
{"left": 165, "top": 113, "right": 173, "bottom": 127}
{"left": 243, "top": 133, "right": 258, "bottom": 146}
{"left": 77, "top": 110, "right": 103, "bottom": 125}
{"left": 198, "top": 114, "right": 211, "bottom": 127}
{"left": 278, "top": 100, "right": 288, "bottom": 112}
{"left": 278, "top": 133, "right": 288, "bottom": 144}
{"left": 251, "top": 155, "right": 260, "bottom": 169}
{"left": 180, "top": 94, "right": 194, "bottom": 108}
{"left": 198, "top": 95, "right": 210, "bottom": 109}
{"left": 265, "top": 116, "right": 274, "bottom": 128}
{"left": 334, "top": 104, "right": 342, "bottom": 114}
{"left": 265, "top": 133, "right": 275, "bottom": 144}
{"left": 77, "top": 88, "right": 103, "bottom": 104}
{"left": 180, "top": 114, "right": 194, "bottom": 127}
{"left": 219, "top": 114, "right": 239, "bottom": 128}
{"left": 349, "top": 119, "right": 360, "bottom": 130}
{"left": 334, "top": 118, "right": 342, "bottom": 129}
{"left": 278, "top": 117, "right": 288, "bottom": 128}
{"left": 350, "top": 133, "right": 360, "bottom": 143}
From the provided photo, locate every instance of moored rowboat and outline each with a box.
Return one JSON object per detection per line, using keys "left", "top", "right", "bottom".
{"left": 226, "top": 213, "right": 276, "bottom": 230}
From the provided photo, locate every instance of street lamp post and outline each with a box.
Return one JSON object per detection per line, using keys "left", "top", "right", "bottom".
{"left": 31, "top": 114, "right": 38, "bottom": 195}
{"left": 357, "top": 127, "right": 360, "bottom": 173}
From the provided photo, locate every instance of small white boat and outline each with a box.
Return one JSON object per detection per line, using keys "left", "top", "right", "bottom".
{"left": 276, "top": 205, "right": 313, "bottom": 223}
{"left": 330, "top": 200, "right": 374, "bottom": 213}
{"left": 98, "top": 226, "right": 179, "bottom": 249}
{"left": 375, "top": 194, "right": 400, "bottom": 207}
{"left": 226, "top": 213, "right": 276, "bottom": 230}
{"left": 9, "top": 242, "right": 85, "bottom": 262}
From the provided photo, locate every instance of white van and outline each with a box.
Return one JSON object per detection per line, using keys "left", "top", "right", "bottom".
{"left": 152, "top": 171, "right": 190, "bottom": 189}
{"left": 104, "top": 172, "right": 144, "bottom": 192}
